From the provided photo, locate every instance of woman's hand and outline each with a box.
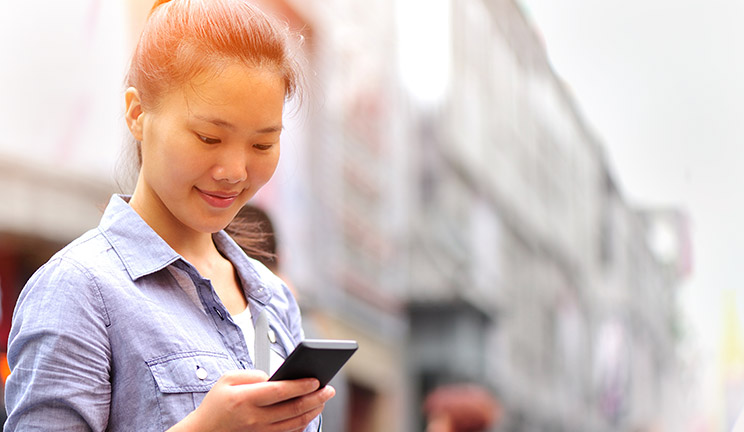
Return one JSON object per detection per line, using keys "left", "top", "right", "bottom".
{"left": 169, "top": 370, "right": 335, "bottom": 432}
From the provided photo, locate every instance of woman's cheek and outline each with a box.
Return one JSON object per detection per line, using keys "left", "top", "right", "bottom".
{"left": 171, "top": 149, "right": 209, "bottom": 181}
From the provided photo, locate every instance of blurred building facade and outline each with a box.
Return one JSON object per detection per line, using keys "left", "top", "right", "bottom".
{"left": 0, "top": 0, "right": 692, "bottom": 431}
{"left": 399, "top": 0, "right": 691, "bottom": 431}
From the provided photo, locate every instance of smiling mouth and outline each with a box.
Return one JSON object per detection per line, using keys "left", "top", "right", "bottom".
{"left": 196, "top": 188, "right": 240, "bottom": 208}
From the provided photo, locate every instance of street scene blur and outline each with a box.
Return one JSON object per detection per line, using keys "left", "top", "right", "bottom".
{"left": 0, "top": 0, "right": 735, "bottom": 430}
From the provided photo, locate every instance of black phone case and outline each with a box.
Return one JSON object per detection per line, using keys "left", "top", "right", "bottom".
{"left": 269, "top": 339, "right": 358, "bottom": 387}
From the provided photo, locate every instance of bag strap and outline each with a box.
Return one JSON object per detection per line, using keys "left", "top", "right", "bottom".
{"left": 254, "top": 309, "right": 271, "bottom": 374}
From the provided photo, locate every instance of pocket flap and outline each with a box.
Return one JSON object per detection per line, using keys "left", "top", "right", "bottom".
{"left": 146, "top": 351, "right": 234, "bottom": 393}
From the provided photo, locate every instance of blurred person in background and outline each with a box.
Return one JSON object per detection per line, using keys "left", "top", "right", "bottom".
{"left": 3, "top": 0, "right": 334, "bottom": 431}
{"left": 226, "top": 204, "right": 350, "bottom": 431}
{"left": 423, "top": 384, "right": 500, "bottom": 432}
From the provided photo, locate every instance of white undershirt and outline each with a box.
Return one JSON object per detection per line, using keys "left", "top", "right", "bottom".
{"left": 231, "top": 306, "right": 284, "bottom": 375}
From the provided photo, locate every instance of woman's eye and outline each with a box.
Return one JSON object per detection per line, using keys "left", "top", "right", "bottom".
{"left": 197, "top": 134, "right": 221, "bottom": 144}
{"left": 253, "top": 143, "right": 274, "bottom": 151}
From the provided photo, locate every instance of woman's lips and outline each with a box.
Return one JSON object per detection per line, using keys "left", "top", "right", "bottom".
{"left": 196, "top": 188, "right": 239, "bottom": 208}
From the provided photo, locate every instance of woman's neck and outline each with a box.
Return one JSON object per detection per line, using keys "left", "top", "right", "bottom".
{"left": 129, "top": 187, "right": 220, "bottom": 267}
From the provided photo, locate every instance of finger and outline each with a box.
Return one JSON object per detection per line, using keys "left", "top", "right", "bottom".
{"left": 267, "top": 404, "right": 326, "bottom": 432}
{"left": 264, "top": 385, "right": 335, "bottom": 423}
{"left": 248, "top": 378, "right": 321, "bottom": 407}
{"left": 219, "top": 369, "right": 269, "bottom": 386}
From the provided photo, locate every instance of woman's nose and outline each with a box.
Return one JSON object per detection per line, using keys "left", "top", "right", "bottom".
{"left": 212, "top": 147, "right": 248, "bottom": 183}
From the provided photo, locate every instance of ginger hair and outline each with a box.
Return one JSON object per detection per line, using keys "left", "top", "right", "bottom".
{"left": 127, "top": 0, "right": 302, "bottom": 112}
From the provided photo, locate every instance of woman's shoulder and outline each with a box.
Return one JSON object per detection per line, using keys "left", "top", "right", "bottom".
{"left": 15, "top": 229, "right": 117, "bottom": 330}
{"left": 45, "top": 227, "right": 122, "bottom": 277}
{"left": 22, "top": 227, "right": 124, "bottom": 304}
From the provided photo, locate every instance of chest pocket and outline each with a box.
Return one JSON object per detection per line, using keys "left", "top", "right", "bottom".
{"left": 146, "top": 351, "right": 236, "bottom": 430}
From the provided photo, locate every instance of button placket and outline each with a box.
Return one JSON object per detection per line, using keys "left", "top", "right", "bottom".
{"left": 196, "top": 277, "right": 249, "bottom": 369}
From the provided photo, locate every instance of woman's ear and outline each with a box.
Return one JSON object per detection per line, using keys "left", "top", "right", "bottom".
{"left": 125, "top": 87, "right": 145, "bottom": 141}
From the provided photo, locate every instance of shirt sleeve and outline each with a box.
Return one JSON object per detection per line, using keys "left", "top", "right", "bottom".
{"left": 5, "top": 256, "right": 112, "bottom": 432}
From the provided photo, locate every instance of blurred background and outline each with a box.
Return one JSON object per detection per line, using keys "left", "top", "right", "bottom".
{"left": 0, "top": 0, "right": 739, "bottom": 430}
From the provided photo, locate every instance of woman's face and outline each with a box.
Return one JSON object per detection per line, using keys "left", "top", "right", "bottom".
{"left": 127, "top": 63, "right": 285, "bottom": 236}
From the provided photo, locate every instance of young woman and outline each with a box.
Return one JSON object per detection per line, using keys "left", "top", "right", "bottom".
{"left": 4, "top": 1, "right": 334, "bottom": 431}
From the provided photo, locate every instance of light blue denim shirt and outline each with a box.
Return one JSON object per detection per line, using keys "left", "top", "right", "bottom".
{"left": 5, "top": 195, "right": 320, "bottom": 432}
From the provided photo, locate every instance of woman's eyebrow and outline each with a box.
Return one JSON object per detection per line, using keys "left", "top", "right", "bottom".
{"left": 192, "top": 114, "right": 237, "bottom": 131}
{"left": 256, "top": 125, "right": 284, "bottom": 133}
{"left": 192, "top": 114, "right": 282, "bottom": 133}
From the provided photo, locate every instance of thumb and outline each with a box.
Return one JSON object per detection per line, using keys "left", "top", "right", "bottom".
{"left": 219, "top": 369, "right": 270, "bottom": 386}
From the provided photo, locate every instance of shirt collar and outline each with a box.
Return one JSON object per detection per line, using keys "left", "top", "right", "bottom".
{"left": 98, "top": 194, "right": 181, "bottom": 281}
{"left": 98, "top": 195, "right": 274, "bottom": 304}
{"left": 213, "top": 230, "right": 273, "bottom": 305}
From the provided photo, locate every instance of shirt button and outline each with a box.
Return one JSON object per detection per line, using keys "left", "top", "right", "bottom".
{"left": 196, "top": 366, "right": 208, "bottom": 380}
{"left": 268, "top": 329, "right": 277, "bottom": 344}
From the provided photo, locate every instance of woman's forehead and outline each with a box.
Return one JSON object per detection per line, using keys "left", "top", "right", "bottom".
{"left": 153, "top": 64, "right": 286, "bottom": 130}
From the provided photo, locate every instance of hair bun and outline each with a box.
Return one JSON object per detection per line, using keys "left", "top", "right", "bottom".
{"left": 150, "top": 0, "right": 172, "bottom": 14}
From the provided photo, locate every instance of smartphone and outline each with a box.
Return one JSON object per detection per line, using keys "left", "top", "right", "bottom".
{"left": 269, "top": 339, "right": 358, "bottom": 387}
